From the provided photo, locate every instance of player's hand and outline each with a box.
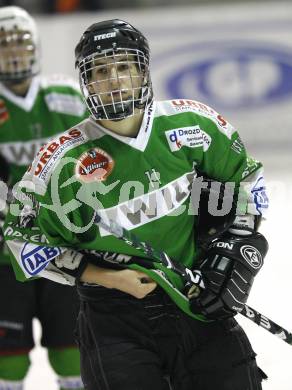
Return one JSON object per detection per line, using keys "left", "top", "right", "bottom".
{"left": 112, "top": 269, "right": 157, "bottom": 299}
{"left": 80, "top": 264, "right": 157, "bottom": 299}
{"left": 189, "top": 232, "right": 268, "bottom": 319}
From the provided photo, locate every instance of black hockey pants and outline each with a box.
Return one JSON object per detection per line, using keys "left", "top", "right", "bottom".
{"left": 76, "top": 285, "right": 267, "bottom": 390}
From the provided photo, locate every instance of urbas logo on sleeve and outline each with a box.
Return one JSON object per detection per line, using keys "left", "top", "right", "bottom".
{"left": 171, "top": 100, "right": 235, "bottom": 139}
{"left": 26, "top": 128, "right": 87, "bottom": 184}
{"left": 21, "top": 243, "right": 61, "bottom": 276}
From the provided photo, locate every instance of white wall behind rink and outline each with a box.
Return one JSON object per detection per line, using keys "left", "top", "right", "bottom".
{"left": 35, "top": 2, "right": 292, "bottom": 151}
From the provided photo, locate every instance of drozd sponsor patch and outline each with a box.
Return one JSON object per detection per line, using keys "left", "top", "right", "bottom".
{"left": 165, "top": 126, "right": 211, "bottom": 152}
{"left": 75, "top": 147, "right": 114, "bottom": 182}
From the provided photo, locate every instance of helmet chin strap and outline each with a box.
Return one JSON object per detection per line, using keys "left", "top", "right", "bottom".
{"left": 1, "top": 75, "right": 32, "bottom": 97}
{"left": 105, "top": 101, "right": 134, "bottom": 120}
{"left": 1, "top": 76, "right": 31, "bottom": 85}
{"left": 0, "top": 66, "right": 39, "bottom": 83}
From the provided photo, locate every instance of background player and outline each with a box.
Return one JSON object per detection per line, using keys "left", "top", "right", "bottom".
{"left": 0, "top": 6, "right": 87, "bottom": 390}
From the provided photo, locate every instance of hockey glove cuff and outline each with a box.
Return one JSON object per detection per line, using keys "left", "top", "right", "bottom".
{"left": 190, "top": 232, "right": 268, "bottom": 320}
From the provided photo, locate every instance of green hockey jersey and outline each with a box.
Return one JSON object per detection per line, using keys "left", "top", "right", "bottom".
{"left": 0, "top": 74, "right": 88, "bottom": 264}
{"left": 4, "top": 99, "right": 268, "bottom": 318}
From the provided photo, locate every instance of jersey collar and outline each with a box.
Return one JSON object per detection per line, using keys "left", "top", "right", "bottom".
{"left": 91, "top": 101, "right": 156, "bottom": 152}
{"left": 0, "top": 76, "right": 40, "bottom": 111}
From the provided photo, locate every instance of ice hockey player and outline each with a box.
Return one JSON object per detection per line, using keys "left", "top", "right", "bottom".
{"left": 4, "top": 19, "right": 269, "bottom": 390}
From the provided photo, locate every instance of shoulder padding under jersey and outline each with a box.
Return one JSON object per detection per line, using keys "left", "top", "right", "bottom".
{"left": 40, "top": 74, "right": 81, "bottom": 91}
{"left": 40, "top": 74, "right": 86, "bottom": 117}
{"left": 155, "top": 99, "right": 236, "bottom": 140}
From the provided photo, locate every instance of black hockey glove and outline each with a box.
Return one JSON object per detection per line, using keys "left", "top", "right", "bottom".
{"left": 189, "top": 232, "right": 268, "bottom": 320}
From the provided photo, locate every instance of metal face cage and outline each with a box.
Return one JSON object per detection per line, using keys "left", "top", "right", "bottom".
{"left": 79, "top": 48, "right": 152, "bottom": 121}
{"left": 0, "top": 27, "right": 39, "bottom": 81}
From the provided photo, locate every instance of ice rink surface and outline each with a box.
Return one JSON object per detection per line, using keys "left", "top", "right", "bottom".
{"left": 24, "top": 150, "right": 292, "bottom": 390}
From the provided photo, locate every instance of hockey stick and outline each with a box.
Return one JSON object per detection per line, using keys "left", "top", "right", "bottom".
{"left": 95, "top": 214, "right": 292, "bottom": 345}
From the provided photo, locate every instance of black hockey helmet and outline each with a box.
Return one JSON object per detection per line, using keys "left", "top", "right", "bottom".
{"left": 75, "top": 19, "right": 150, "bottom": 66}
{"left": 75, "top": 19, "right": 153, "bottom": 121}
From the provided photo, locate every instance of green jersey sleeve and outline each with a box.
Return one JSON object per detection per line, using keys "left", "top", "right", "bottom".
{"left": 163, "top": 99, "right": 268, "bottom": 217}
{"left": 3, "top": 127, "right": 90, "bottom": 284}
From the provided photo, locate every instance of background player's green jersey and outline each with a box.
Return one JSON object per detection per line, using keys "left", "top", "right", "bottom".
{"left": 4, "top": 99, "right": 268, "bottom": 318}
{"left": 0, "top": 74, "right": 87, "bottom": 264}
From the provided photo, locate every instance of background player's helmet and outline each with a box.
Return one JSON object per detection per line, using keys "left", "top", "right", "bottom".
{"left": 75, "top": 19, "right": 153, "bottom": 121}
{"left": 0, "top": 6, "right": 40, "bottom": 82}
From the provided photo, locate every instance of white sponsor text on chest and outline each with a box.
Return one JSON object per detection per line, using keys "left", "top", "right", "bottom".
{"left": 165, "top": 125, "right": 211, "bottom": 152}
{"left": 181, "top": 128, "right": 201, "bottom": 145}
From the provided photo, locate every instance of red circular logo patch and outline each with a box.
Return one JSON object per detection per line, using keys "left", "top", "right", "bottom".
{"left": 0, "top": 99, "right": 9, "bottom": 125}
{"left": 75, "top": 148, "right": 114, "bottom": 182}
